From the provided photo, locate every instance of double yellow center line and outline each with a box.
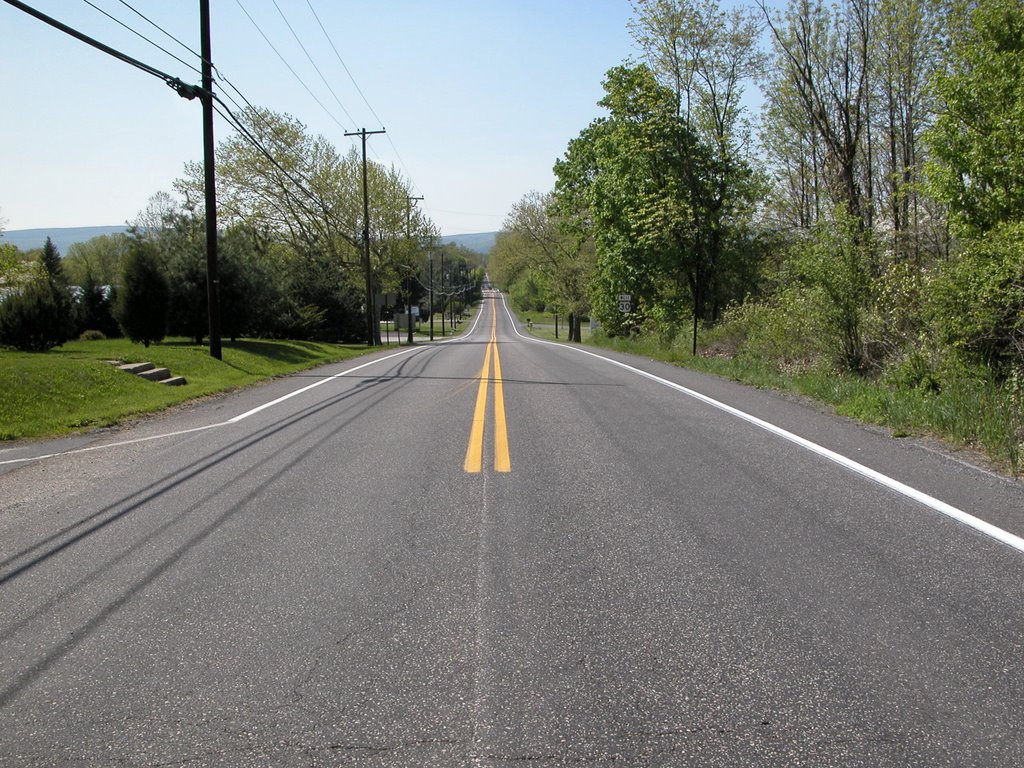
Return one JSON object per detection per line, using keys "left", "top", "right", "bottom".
{"left": 463, "top": 305, "right": 511, "bottom": 473}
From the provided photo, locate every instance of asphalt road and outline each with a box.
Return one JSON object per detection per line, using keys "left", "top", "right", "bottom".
{"left": 1, "top": 290, "right": 1022, "bottom": 766}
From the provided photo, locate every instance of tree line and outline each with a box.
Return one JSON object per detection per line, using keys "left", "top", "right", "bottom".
{"left": 0, "top": 108, "right": 483, "bottom": 352}
{"left": 490, "top": 0, "right": 1024, "bottom": 394}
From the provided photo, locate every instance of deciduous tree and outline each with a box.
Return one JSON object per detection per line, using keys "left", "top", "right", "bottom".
{"left": 926, "top": 0, "right": 1024, "bottom": 236}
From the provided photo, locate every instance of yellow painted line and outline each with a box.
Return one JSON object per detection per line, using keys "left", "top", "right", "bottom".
{"left": 463, "top": 341, "right": 492, "bottom": 473}
{"left": 463, "top": 301, "right": 512, "bottom": 473}
{"left": 492, "top": 338, "right": 511, "bottom": 473}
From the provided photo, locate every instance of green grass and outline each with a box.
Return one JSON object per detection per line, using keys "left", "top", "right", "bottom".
{"left": 0, "top": 337, "right": 375, "bottom": 441}
{"left": 588, "top": 331, "right": 1022, "bottom": 475}
{"left": 517, "top": 310, "right": 594, "bottom": 342}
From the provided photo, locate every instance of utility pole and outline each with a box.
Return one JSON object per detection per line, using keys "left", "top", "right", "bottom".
{"left": 405, "top": 195, "right": 422, "bottom": 345}
{"left": 345, "top": 127, "right": 386, "bottom": 346}
{"left": 428, "top": 252, "right": 434, "bottom": 341}
{"left": 439, "top": 252, "right": 446, "bottom": 337}
{"left": 199, "top": 0, "right": 221, "bottom": 359}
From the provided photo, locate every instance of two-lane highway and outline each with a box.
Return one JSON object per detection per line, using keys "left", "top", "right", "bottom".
{"left": 1, "top": 291, "right": 1022, "bottom": 766}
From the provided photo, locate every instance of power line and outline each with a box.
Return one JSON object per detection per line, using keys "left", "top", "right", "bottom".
{"left": 304, "top": 0, "right": 383, "bottom": 128}
{"left": 212, "top": 97, "right": 327, "bottom": 219}
{"left": 212, "top": 95, "right": 364, "bottom": 260}
{"left": 270, "top": 0, "right": 356, "bottom": 128}
{"left": 115, "top": 0, "right": 271, "bottom": 138}
{"left": 302, "top": 1, "right": 422, "bottom": 195}
{"left": 110, "top": 0, "right": 281, "bottom": 150}
{"left": 114, "top": 0, "right": 350, "bottom": 171}
{"left": 81, "top": 0, "right": 201, "bottom": 76}
{"left": 83, "top": 0, "right": 283, "bottom": 173}
{"left": 233, "top": 0, "right": 349, "bottom": 133}
{"left": 5, "top": 0, "right": 202, "bottom": 99}
{"left": 117, "top": 0, "right": 201, "bottom": 61}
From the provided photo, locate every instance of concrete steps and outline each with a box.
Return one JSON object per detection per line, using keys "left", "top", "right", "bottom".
{"left": 117, "top": 361, "right": 187, "bottom": 386}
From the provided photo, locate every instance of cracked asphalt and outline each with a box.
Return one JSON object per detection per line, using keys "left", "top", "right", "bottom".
{"left": 1, "top": 292, "right": 1023, "bottom": 766}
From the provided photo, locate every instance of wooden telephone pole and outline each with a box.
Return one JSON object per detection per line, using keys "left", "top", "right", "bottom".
{"left": 199, "top": 0, "right": 222, "bottom": 359}
{"left": 405, "top": 196, "right": 423, "bottom": 344}
{"left": 345, "top": 127, "right": 386, "bottom": 345}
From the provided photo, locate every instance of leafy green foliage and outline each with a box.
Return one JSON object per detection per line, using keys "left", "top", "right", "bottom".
{"left": 554, "top": 64, "right": 705, "bottom": 334}
{"left": 63, "top": 233, "right": 130, "bottom": 287}
{"left": 782, "top": 207, "right": 874, "bottom": 369}
{"left": 489, "top": 191, "right": 595, "bottom": 339}
{"left": 553, "top": 61, "right": 762, "bottom": 337}
{"left": 927, "top": 0, "right": 1024, "bottom": 236}
{"left": 161, "top": 218, "right": 209, "bottom": 344}
{"left": 928, "top": 222, "right": 1024, "bottom": 371}
{"left": 0, "top": 241, "right": 38, "bottom": 290}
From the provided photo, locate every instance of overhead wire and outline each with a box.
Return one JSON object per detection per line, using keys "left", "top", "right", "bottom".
{"left": 81, "top": 2, "right": 338, "bottom": 228}
{"left": 108, "top": 1, "right": 363, "bottom": 242}
{"left": 303, "top": 0, "right": 383, "bottom": 128}
{"left": 24, "top": 0, "right": 443, "bottom": 241}
{"left": 80, "top": 0, "right": 288, "bottom": 171}
{"left": 233, "top": 0, "right": 350, "bottom": 133}
{"left": 270, "top": 0, "right": 357, "bottom": 128}
{"left": 81, "top": 0, "right": 201, "bottom": 76}
{"left": 5, "top": 0, "right": 202, "bottom": 99}
{"left": 302, "top": 0, "right": 424, "bottom": 197}
{"left": 115, "top": 0, "right": 202, "bottom": 61}
{"left": 113, "top": 0, "right": 277, "bottom": 139}
{"left": 80, "top": 0, "right": 265, "bottom": 141}
{"left": 6, "top": 0, "right": 371, "bottom": 246}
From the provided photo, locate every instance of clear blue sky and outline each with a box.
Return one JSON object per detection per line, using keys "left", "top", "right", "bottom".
{"left": 1, "top": 1, "right": 641, "bottom": 236}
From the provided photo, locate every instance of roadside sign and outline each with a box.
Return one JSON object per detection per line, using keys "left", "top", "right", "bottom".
{"left": 618, "top": 293, "right": 632, "bottom": 313}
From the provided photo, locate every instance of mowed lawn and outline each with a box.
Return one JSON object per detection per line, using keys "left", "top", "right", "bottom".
{"left": 0, "top": 337, "right": 375, "bottom": 441}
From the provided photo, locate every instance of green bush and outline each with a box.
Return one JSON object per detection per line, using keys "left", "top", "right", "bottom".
{"left": 710, "top": 289, "right": 834, "bottom": 372}
{"left": 781, "top": 208, "right": 873, "bottom": 370}
{"left": 0, "top": 280, "right": 76, "bottom": 352}
{"left": 928, "top": 222, "right": 1024, "bottom": 373}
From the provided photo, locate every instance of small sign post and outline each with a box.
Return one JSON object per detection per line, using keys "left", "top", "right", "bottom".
{"left": 618, "top": 293, "right": 632, "bottom": 313}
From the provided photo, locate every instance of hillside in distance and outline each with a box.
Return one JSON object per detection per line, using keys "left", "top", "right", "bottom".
{"left": 439, "top": 231, "right": 496, "bottom": 256}
{"left": 2, "top": 226, "right": 127, "bottom": 254}
{"left": 3, "top": 227, "right": 497, "bottom": 257}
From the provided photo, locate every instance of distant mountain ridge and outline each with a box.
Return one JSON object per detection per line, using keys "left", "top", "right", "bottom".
{"left": 2, "top": 226, "right": 496, "bottom": 257}
{"left": 1, "top": 226, "right": 128, "bottom": 254}
{"left": 439, "top": 231, "right": 496, "bottom": 256}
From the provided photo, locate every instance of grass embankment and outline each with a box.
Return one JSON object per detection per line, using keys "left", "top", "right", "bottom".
{"left": 0, "top": 338, "right": 373, "bottom": 441}
{"left": 517, "top": 310, "right": 594, "bottom": 343}
{"left": 544, "top": 330, "right": 1021, "bottom": 475}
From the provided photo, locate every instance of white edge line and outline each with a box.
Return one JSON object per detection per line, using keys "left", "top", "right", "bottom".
{"left": 227, "top": 346, "right": 422, "bottom": 423}
{"left": 0, "top": 423, "right": 227, "bottom": 466}
{"left": 498, "top": 293, "right": 1024, "bottom": 555}
{"left": 228, "top": 307, "right": 484, "bottom": 424}
{"left": 2, "top": 325, "right": 483, "bottom": 468}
